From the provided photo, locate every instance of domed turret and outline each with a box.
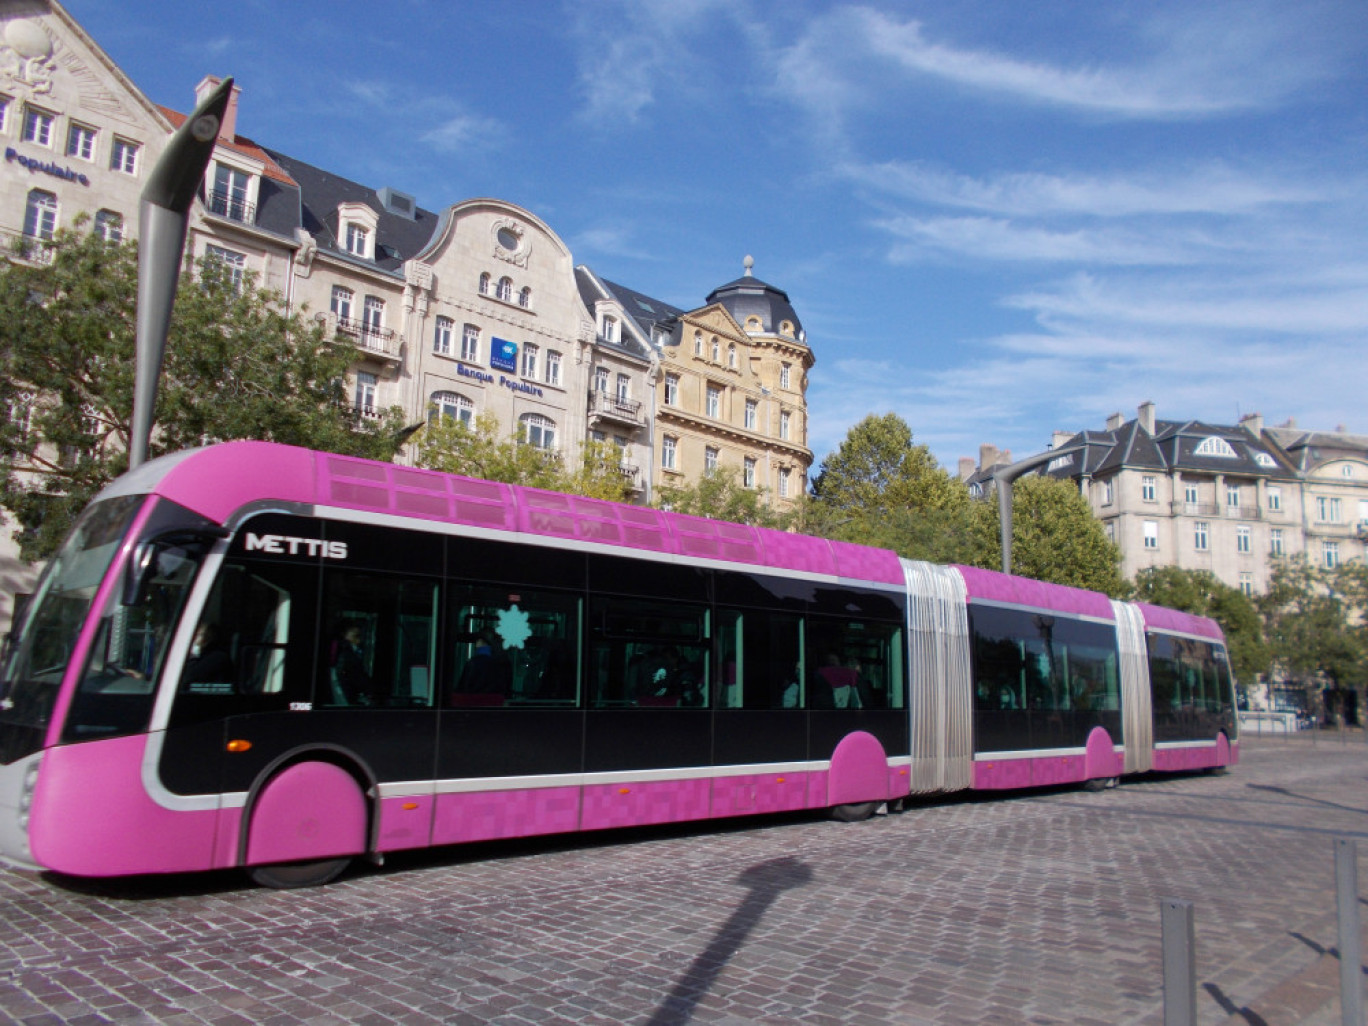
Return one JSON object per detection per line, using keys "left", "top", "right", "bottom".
{"left": 705, "top": 256, "right": 804, "bottom": 341}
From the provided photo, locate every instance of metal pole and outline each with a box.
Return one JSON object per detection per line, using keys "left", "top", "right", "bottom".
{"left": 1161, "top": 898, "right": 1197, "bottom": 1026}
{"left": 1335, "top": 839, "right": 1362, "bottom": 1026}
{"left": 991, "top": 444, "right": 1085, "bottom": 576}
{"left": 130, "top": 77, "right": 233, "bottom": 470}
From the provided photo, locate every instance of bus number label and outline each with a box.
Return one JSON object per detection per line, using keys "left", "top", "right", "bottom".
{"left": 244, "top": 533, "right": 348, "bottom": 560}
{"left": 290, "top": 702, "right": 313, "bottom": 712}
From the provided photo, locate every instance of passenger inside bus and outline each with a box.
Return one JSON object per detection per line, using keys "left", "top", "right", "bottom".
{"left": 179, "top": 622, "right": 235, "bottom": 690}
{"left": 331, "top": 621, "right": 374, "bottom": 705}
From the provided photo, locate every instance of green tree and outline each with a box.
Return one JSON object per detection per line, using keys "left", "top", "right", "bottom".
{"left": 1132, "top": 566, "right": 1268, "bottom": 684}
{"left": 417, "top": 411, "right": 632, "bottom": 502}
{"left": 807, "top": 413, "right": 973, "bottom": 561}
{"left": 0, "top": 227, "right": 406, "bottom": 560}
{"left": 967, "top": 475, "right": 1127, "bottom": 596}
{"left": 654, "top": 466, "right": 791, "bottom": 529}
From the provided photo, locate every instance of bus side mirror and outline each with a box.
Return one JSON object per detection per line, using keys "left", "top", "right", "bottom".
{"left": 121, "top": 527, "right": 228, "bottom": 607}
{"left": 123, "top": 542, "right": 160, "bottom": 608}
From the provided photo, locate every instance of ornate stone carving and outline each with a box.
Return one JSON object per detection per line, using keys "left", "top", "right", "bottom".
{"left": 1, "top": 18, "right": 55, "bottom": 97}
{"left": 490, "top": 217, "right": 530, "bottom": 268}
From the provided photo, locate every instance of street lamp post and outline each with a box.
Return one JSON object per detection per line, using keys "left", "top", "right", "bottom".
{"left": 129, "top": 77, "right": 234, "bottom": 470}
{"left": 991, "top": 444, "right": 1084, "bottom": 576}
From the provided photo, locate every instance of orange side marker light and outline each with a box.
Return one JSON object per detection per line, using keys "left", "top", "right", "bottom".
{"left": 226, "top": 739, "right": 252, "bottom": 753}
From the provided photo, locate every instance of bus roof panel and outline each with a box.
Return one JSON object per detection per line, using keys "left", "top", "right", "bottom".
{"left": 955, "top": 565, "right": 1115, "bottom": 620}
{"left": 1135, "top": 603, "right": 1224, "bottom": 640}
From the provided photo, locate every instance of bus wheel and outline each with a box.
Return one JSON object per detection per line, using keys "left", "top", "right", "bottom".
{"left": 1082, "top": 776, "right": 1118, "bottom": 792}
{"left": 248, "top": 856, "right": 351, "bottom": 889}
{"left": 831, "top": 801, "right": 879, "bottom": 822}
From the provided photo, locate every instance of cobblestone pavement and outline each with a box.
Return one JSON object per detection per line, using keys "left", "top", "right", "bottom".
{"left": 1, "top": 733, "right": 1366, "bottom": 1025}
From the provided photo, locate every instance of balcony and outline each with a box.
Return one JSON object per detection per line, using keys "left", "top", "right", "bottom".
{"left": 1, "top": 228, "right": 55, "bottom": 265}
{"left": 588, "top": 391, "right": 644, "bottom": 430}
{"left": 336, "top": 316, "right": 401, "bottom": 365}
{"left": 205, "top": 189, "right": 255, "bottom": 224}
{"left": 1224, "top": 505, "right": 1263, "bottom": 520}
{"left": 1171, "top": 502, "right": 1220, "bottom": 517}
{"left": 617, "top": 462, "right": 643, "bottom": 492}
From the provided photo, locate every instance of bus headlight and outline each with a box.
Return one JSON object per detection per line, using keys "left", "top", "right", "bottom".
{"left": 18, "top": 758, "right": 40, "bottom": 830}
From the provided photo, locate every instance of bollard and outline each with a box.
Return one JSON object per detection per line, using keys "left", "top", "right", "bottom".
{"left": 1335, "top": 839, "right": 1362, "bottom": 1026}
{"left": 1161, "top": 898, "right": 1197, "bottom": 1026}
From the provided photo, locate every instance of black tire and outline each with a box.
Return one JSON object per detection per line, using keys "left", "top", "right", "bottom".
{"left": 1082, "top": 777, "right": 1118, "bottom": 792}
{"left": 247, "top": 856, "right": 351, "bottom": 889}
{"left": 831, "top": 801, "right": 879, "bottom": 822}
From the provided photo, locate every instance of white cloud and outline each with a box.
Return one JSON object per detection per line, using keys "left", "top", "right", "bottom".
{"left": 418, "top": 112, "right": 505, "bottom": 154}
{"left": 879, "top": 216, "right": 1202, "bottom": 266}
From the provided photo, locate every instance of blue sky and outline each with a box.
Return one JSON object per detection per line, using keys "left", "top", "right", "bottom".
{"left": 68, "top": 0, "right": 1368, "bottom": 471}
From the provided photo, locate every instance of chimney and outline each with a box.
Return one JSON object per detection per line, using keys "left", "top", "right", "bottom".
{"left": 958, "top": 457, "right": 975, "bottom": 481}
{"left": 979, "top": 444, "right": 999, "bottom": 471}
{"left": 194, "top": 75, "right": 240, "bottom": 142}
{"left": 1239, "top": 411, "right": 1263, "bottom": 436}
{"left": 1137, "top": 401, "right": 1156, "bottom": 435}
{"left": 1106, "top": 411, "right": 1124, "bottom": 431}
{"left": 999, "top": 449, "right": 1011, "bottom": 467}
{"left": 1051, "top": 430, "right": 1074, "bottom": 450}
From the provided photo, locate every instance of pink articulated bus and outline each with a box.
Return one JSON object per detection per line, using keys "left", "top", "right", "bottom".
{"left": 0, "top": 442, "right": 1237, "bottom": 888}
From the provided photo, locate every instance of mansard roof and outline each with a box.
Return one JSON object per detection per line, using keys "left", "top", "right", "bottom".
{"left": 1265, "top": 426, "right": 1368, "bottom": 473}
{"left": 705, "top": 271, "right": 804, "bottom": 340}
{"left": 1043, "top": 416, "right": 1297, "bottom": 481}
{"left": 262, "top": 148, "right": 440, "bottom": 273}
{"left": 573, "top": 267, "right": 659, "bottom": 363}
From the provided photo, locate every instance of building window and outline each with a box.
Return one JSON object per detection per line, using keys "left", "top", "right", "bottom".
{"left": 616, "top": 374, "right": 630, "bottom": 402}
{"left": 461, "top": 324, "right": 480, "bottom": 362}
{"left": 0, "top": 95, "right": 10, "bottom": 134}
{"left": 1105, "top": 522, "right": 1117, "bottom": 543}
{"left": 1324, "top": 541, "right": 1340, "bottom": 569}
{"left": 728, "top": 343, "right": 737, "bottom": 369}
{"left": 779, "top": 468, "right": 791, "bottom": 498}
{"left": 204, "top": 244, "right": 246, "bottom": 292}
{"left": 711, "top": 337, "right": 720, "bottom": 362}
{"left": 663, "top": 373, "right": 679, "bottom": 406}
{"left": 743, "top": 457, "right": 756, "bottom": 489}
{"left": 433, "top": 316, "right": 453, "bottom": 356}
{"left": 1141, "top": 476, "right": 1156, "bottom": 502}
{"left": 595, "top": 367, "right": 610, "bottom": 393}
{"left": 497, "top": 277, "right": 513, "bottom": 302}
{"left": 744, "top": 398, "right": 758, "bottom": 430}
{"left": 519, "top": 286, "right": 532, "bottom": 309}
{"left": 1143, "top": 520, "right": 1159, "bottom": 549}
{"left": 331, "top": 285, "right": 353, "bottom": 321}
{"left": 546, "top": 351, "right": 561, "bottom": 387}
{"left": 706, "top": 385, "right": 721, "bottom": 418}
{"left": 520, "top": 413, "right": 555, "bottom": 450}
{"left": 662, "top": 435, "right": 677, "bottom": 470}
{"left": 1226, "top": 484, "right": 1240, "bottom": 507}
{"left": 780, "top": 410, "right": 791, "bottom": 440}
{"left": 479, "top": 272, "right": 491, "bottom": 295}
{"left": 22, "top": 106, "right": 54, "bottom": 147}
{"left": 1236, "top": 525, "right": 1251, "bottom": 553}
{"left": 211, "top": 164, "right": 250, "bottom": 221}
{"left": 1239, "top": 573, "right": 1254, "bottom": 597}
{"left": 1184, "top": 483, "right": 1199, "bottom": 506}
{"left": 704, "top": 447, "right": 718, "bottom": 475}
{"left": 23, "top": 189, "right": 57, "bottom": 240}
{"left": 602, "top": 316, "right": 618, "bottom": 343}
{"left": 66, "top": 123, "right": 97, "bottom": 161}
{"left": 355, "top": 371, "right": 377, "bottom": 414}
{"left": 93, "top": 210, "right": 123, "bottom": 243}
{"left": 362, "top": 296, "right": 384, "bottom": 338}
{"left": 1267, "top": 485, "right": 1282, "bottom": 511}
{"left": 1101, "top": 480, "right": 1114, "bottom": 506}
{"left": 1270, "top": 529, "right": 1283, "bottom": 556}
{"left": 521, "top": 343, "right": 538, "bottom": 379}
{"left": 1194, "top": 521, "right": 1209, "bottom": 551}
{"left": 345, "top": 223, "right": 368, "bottom": 257}
{"left": 1342, "top": 464, "right": 1354, "bottom": 478}
{"left": 780, "top": 363, "right": 792, "bottom": 390}
{"left": 1316, "top": 496, "right": 1342, "bottom": 523}
{"left": 429, "top": 390, "right": 473, "bottom": 426}
{"left": 1194, "top": 436, "right": 1238, "bottom": 458}
{"left": 110, "top": 137, "right": 140, "bottom": 175}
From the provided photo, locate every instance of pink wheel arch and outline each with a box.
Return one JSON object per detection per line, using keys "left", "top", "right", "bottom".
{"left": 1084, "top": 727, "right": 1123, "bottom": 781}
{"left": 827, "top": 731, "right": 891, "bottom": 806}
{"left": 244, "top": 761, "right": 368, "bottom": 867}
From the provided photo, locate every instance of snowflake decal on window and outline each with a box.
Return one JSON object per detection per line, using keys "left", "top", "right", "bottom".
{"left": 495, "top": 604, "right": 532, "bottom": 650}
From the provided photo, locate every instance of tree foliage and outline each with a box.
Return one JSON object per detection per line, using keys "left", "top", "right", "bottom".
{"left": 1132, "top": 566, "right": 1268, "bottom": 683}
{"left": 1256, "top": 555, "right": 1366, "bottom": 691}
{"left": 966, "top": 475, "right": 1128, "bottom": 597}
{"left": 654, "top": 466, "right": 792, "bottom": 529}
{"left": 807, "top": 413, "right": 972, "bottom": 562}
{"left": 417, "top": 411, "right": 633, "bottom": 502}
{"left": 0, "top": 227, "right": 407, "bottom": 560}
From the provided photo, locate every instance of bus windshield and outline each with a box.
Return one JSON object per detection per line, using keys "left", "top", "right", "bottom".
{"left": 0, "top": 495, "right": 145, "bottom": 761}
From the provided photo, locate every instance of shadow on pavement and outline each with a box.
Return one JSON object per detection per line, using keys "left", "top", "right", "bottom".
{"left": 1202, "top": 982, "right": 1270, "bottom": 1026}
{"left": 645, "top": 856, "right": 813, "bottom": 1025}
{"left": 1246, "top": 782, "right": 1368, "bottom": 817}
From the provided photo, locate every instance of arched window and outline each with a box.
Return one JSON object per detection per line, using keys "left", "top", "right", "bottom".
{"left": 711, "top": 337, "right": 720, "bottom": 362}
{"left": 519, "top": 413, "right": 556, "bottom": 450}
{"left": 23, "top": 189, "right": 57, "bottom": 240}
{"left": 1194, "top": 436, "right": 1238, "bottom": 458}
{"left": 94, "top": 209, "right": 123, "bottom": 243}
{"left": 746, "top": 316, "right": 762, "bottom": 332}
{"left": 693, "top": 331, "right": 703, "bottom": 356}
{"left": 496, "top": 276, "right": 513, "bottom": 302}
{"left": 728, "top": 343, "right": 737, "bottom": 369}
{"left": 429, "top": 390, "right": 474, "bottom": 426}
{"left": 779, "top": 320, "right": 794, "bottom": 337}
{"left": 478, "top": 272, "right": 491, "bottom": 295}
{"left": 518, "top": 286, "right": 532, "bottom": 309}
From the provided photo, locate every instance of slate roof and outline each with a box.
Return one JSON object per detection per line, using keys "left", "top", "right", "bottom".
{"left": 1265, "top": 427, "right": 1368, "bottom": 473}
{"left": 705, "top": 274, "right": 803, "bottom": 339}
{"left": 575, "top": 266, "right": 680, "bottom": 360}
{"left": 1044, "top": 416, "right": 1298, "bottom": 481}
{"left": 262, "top": 149, "right": 441, "bottom": 274}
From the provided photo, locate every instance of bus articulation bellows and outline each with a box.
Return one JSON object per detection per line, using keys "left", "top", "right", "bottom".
{"left": 0, "top": 442, "right": 1237, "bottom": 888}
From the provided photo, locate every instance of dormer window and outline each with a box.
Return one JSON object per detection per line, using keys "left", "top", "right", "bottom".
{"left": 1254, "top": 452, "right": 1276, "bottom": 468}
{"left": 210, "top": 163, "right": 254, "bottom": 223}
{"left": 337, "top": 201, "right": 378, "bottom": 261}
{"left": 1194, "top": 436, "right": 1238, "bottom": 458}
{"left": 602, "top": 315, "right": 618, "bottom": 343}
{"left": 746, "top": 316, "right": 762, "bottom": 332}
{"left": 779, "top": 320, "right": 794, "bottom": 337}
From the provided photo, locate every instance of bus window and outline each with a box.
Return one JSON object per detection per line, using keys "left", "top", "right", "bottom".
{"left": 588, "top": 598, "right": 709, "bottom": 709}
{"left": 446, "top": 584, "right": 581, "bottom": 707}
{"left": 320, "top": 570, "right": 440, "bottom": 708}
{"left": 805, "top": 618, "right": 903, "bottom": 710}
{"left": 716, "top": 610, "right": 804, "bottom": 710}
